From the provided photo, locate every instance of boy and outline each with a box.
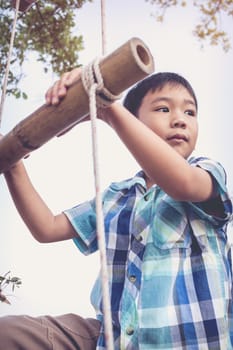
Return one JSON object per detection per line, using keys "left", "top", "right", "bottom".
{"left": 0, "top": 70, "right": 232, "bottom": 349}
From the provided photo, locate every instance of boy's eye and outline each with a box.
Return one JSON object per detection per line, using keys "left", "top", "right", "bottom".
{"left": 185, "top": 109, "right": 196, "bottom": 117}
{"left": 155, "top": 107, "right": 169, "bottom": 112}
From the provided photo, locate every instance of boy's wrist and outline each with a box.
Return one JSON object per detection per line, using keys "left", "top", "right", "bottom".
{"left": 98, "top": 102, "right": 124, "bottom": 126}
{"left": 4, "top": 160, "right": 25, "bottom": 178}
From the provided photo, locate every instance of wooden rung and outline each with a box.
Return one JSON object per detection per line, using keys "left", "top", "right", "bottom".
{"left": 0, "top": 37, "right": 154, "bottom": 174}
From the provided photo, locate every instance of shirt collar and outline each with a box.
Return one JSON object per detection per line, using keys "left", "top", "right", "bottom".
{"left": 110, "top": 170, "right": 147, "bottom": 191}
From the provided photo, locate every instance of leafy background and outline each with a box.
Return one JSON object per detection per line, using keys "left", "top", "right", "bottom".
{"left": 0, "top": 0, "right": 232, "bottom": 316}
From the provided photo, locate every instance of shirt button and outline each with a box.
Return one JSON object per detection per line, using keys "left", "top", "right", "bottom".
{"left": 136, "top": 235, "right": 143, "bottom": 242}
{"left": 129, "top": 275, "right": 136, "bottom": 283}
{"left": 126, "top": 326, "right": 134, "bottom": 335}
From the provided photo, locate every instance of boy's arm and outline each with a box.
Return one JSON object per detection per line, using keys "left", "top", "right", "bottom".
{"left": 101, "top": 103, "right": 216, "bottom": 203}
{"left": 1, "top": 69, "right": 85, "bottom": 243}
{"left": 45, "top": 69, "right": 215, "bottom": 203}
{"left": 4, "top": 161, "right": 76, "bottom": 243}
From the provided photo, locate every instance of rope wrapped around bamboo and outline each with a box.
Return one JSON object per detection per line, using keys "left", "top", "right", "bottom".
{"left": 0, "top": 37, "right": 154, "bottom": 174}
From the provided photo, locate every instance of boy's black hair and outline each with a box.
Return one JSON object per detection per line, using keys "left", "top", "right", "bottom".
{"left": 123, "top": 72, "right": 198, "bottom": 116}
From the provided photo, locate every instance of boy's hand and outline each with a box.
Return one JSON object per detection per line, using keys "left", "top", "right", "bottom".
{"left": 45, "top": 67, "right": 82, "bottom": 106}
{"left": 44, "top": 67, "right": 121, "bottom": 135}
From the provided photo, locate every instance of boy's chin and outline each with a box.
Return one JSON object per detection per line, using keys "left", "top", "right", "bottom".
{"left": 176, "top": 149, "right": 193, "bottom": 159}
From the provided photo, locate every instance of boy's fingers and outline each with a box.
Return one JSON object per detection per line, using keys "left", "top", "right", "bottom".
{"left": 45, "top": 79, "right": 66, "bottom": 106}
{"left": 60, "top": 71, "right": 72, "bottom": 88}
{"left": 45, "top": 87, "right": 52, "bottom": 105}
{"left": 45, "top": 68, "right": 82, "bottom": 106}
{"left": 64, "top": 68, "right": 82, "bottom": 87}
{"left": 45, "top": 72, "right": 71, "bottom": 105}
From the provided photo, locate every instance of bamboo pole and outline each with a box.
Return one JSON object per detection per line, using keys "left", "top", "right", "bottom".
{"left": 0, "top": 37, "right": 154, "bottom": 174}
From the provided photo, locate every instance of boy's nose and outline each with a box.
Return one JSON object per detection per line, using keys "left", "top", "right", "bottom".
{"left": 171, "top": 115, "right": 186, "bottom": 129}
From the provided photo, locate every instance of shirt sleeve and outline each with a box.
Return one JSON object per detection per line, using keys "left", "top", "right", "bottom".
{"left": 64, "top": 199, "right": 98, "bottom": 255}
{"left": 188, "top": 156, "right": 232, "bottom": 226}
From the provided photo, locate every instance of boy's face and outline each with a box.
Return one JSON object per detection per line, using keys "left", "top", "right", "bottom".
{"left": 137, "top": 84, "right": 198, "bottom": 159}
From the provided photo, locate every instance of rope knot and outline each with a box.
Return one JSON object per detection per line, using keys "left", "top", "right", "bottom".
{"left": 81, "top": 58, "right": 122, "bottom": 108}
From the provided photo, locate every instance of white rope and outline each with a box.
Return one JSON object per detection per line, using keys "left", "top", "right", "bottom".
{"left": 81, "top": 3, "right": 121, "bottom": 347}
{"left": 0, "top": 0, "right": 21, "bottom": 128}
{"left": 81, "top": 60, "right": 122, "bottom": 350}
{"left": 89, "top": 84, "right": 114, "bottom": 350}
{"left": 81, "top": 58, "right": 122, "bottom": 108}
{"left": 100, "top": 0, "right": 107, "bottom": 56}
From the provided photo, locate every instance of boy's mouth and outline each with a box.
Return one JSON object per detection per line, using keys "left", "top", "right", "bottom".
{"left": 167, "top": 134, "right": 188, "bottom": 142}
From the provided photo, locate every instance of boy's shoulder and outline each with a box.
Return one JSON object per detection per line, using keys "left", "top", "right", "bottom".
{"left": 188, "top": 156, "right": 227, "bottom": 184}
{"left": 109, "top": 171, "right": 146, "bottom": 192}
{"left": 188, "top": 155, "right": 232, "bottom": 222}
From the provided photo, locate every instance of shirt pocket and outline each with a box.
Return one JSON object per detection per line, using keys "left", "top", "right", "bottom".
{"left": 152, "top": 198, "right": 192, "bottom": 250}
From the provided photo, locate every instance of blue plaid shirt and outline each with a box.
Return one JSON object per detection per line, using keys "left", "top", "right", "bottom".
{"left": 64, "top": 157, "right": 233, "bottom": 349}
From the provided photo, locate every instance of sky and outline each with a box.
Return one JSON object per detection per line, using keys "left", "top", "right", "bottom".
{"left": 0, "top": 0, "right": 233, "bottom": 317}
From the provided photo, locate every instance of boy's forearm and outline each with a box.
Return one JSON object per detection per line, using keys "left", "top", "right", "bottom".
{"left": 105, "top": 104, "right": 185, "bottom": 190}
{"left": 103, "top": 103, "right": 213, "bottom": 202}
{"left": 3, "top": 161, "right": 57, "bottom": 242}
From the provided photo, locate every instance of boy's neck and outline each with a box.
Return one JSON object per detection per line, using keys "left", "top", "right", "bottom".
{"left": 145, "top": 174, "right": 154, "bottom": 189}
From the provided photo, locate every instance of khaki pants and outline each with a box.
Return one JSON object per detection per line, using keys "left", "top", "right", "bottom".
{"left": 0, "top": 313, "right": 101, "bottom": 350}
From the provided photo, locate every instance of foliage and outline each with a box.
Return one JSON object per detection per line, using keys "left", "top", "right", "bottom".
{"left": 145, "top": 0, "right": 233, "bottom": 52}
{"left": 0, "top": 0, "right": 92, "bottom": 99}
{"left": 0, "top": 0, "right": 232, "bottom": 100}
{"left": 0, "top": 271, "right": 22, "bottom": 305}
